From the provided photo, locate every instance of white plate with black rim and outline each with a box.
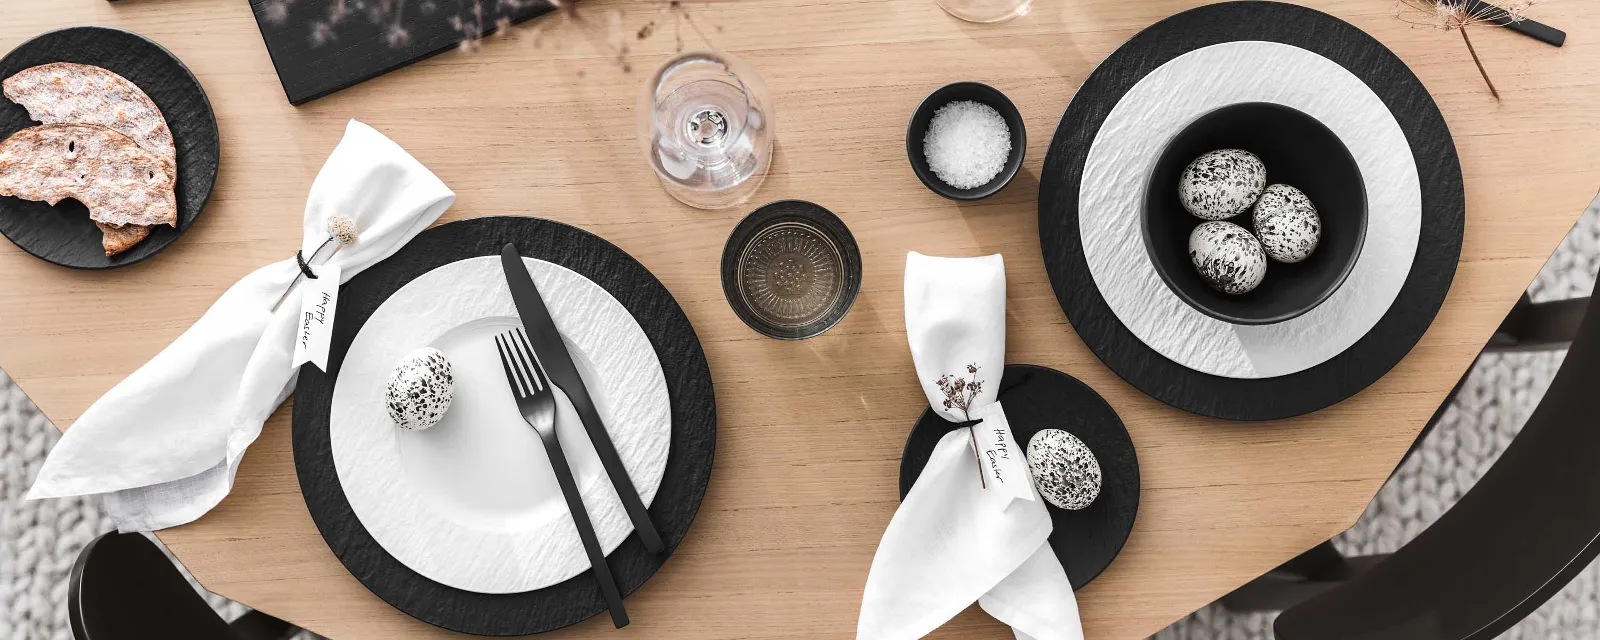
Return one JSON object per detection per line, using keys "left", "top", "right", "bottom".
{"left": 1037, "top": 0, "right": 1464, "bottom": 420}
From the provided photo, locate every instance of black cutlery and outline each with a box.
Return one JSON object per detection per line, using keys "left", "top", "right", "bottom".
{"left": 1462, "top": 0, "right": 1565, "bottom": 47}
{"left": 495, "top": 328, "right": 628, "bottom": 628}
{"left": 500, "top": 244, "right": 667, "bottom": 555}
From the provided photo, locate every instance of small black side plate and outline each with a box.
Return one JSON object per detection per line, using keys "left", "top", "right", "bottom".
{"left": 0, "top": 26, "right": 219, "bottom": 269}
{"left": 899, "top": 364, "right": 1139, "bottom": 589}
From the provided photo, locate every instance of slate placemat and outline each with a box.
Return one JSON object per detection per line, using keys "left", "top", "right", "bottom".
{"left": 1036, "top": 1, "right": 1465, "bottom": 421}
{"left": 293, "top": 216, "right": 716, "bottom": 635}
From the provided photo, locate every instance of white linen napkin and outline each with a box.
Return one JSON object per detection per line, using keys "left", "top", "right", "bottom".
{"left": 26, "top": 120, "right": 456, "bottom": 532}
{"left": 858, "top": 252, "right": 1083, "bottom": 640}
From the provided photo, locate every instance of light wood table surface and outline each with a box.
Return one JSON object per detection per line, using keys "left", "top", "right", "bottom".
{"left": 1, "top": 0, "right": 1597, "bottom": 638}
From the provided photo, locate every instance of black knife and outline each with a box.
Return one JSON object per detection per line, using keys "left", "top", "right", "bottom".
{"left": 500, "top": 243, "right": 666, "bottom": 555}
{"left": 1462, "top": 0, "right": 1565, "bottom": 47}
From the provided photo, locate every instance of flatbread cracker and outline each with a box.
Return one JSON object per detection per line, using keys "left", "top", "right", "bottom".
{"left": 3, "top": 63, "right": 176, "bottom": 168}
{"left": 0, "top": 123, "right": 178, "bottom": 228}
{"left": 95, "top": 221, "right": 150, "bottom": 256}
{"left": 3, "top": 63, "right": 178, "bottom": 254}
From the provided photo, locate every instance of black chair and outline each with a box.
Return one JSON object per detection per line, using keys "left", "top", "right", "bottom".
{"left": 1218, "top": 290, "right": 1600, "bottom": 639}
{"left": 68, "top": 531, "right": 297, "bottom": 640}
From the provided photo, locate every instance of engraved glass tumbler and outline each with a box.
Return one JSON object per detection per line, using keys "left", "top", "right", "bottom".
{"left": 721, "top": 200, "right": 861, "bottom": 340}
{"left": 637, "top": 50, "right": 775, "bottom": 210}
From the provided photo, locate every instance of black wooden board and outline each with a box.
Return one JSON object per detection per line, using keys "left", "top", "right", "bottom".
{"left": 249, "top": 0, "right": 564, "bottom": 105}
{"left": 899, "top": 364, "right": 1139, "bottom": 590}
{"left": 293, "top": 216, "right": 717, "bottom": 636}
{"left": 0, "top": 26, "right": 219, "bottom": 269}
{"left": 1036, "top": 1, "right": 1465, "bottom": 421}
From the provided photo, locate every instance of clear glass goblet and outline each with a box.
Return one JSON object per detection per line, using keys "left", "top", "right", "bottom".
{"left": 637, "top": 50, "right": 775, "bottom": 210}
{"left": 935, "top": 0, "right": 1031, "bottom": 23}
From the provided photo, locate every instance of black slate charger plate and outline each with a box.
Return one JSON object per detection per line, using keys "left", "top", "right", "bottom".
{"left": 899, "top": 364, "right": 1139, "bottom": 589}
{"left": 1037, "top": 1, "right": 1465, "bottom": 421}
{"left": 293, "top": 216, "right": 716, "bottom": 636}
{"left": 0, "top": 26, "right": 219, "bottom": 269}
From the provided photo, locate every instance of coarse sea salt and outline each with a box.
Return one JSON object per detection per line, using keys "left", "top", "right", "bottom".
{"left": 923, "top": 100, "right": 1011, "bottom": 190}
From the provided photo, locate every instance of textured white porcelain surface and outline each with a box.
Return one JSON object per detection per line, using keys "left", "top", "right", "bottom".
{"left": 1080, "top": 41, "right": 1421, "bottom": 379}
{"left": 331, "top": 256, "right": 671, "bottom": 594}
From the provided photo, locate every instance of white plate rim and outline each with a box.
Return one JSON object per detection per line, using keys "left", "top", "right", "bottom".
{"left": 1078, "top": 40, "right": 1423, "bottom": 379}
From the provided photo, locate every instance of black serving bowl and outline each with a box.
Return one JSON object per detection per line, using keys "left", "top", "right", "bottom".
{"left": 906, "top": 82, "right": 1026, "bottom": 200}
{"left": 1143, "top": 102, "right": 1367, "bottom": 325}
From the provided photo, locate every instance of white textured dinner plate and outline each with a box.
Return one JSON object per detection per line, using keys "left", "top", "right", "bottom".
{"left": 1079, "top": 40, "right": 1422, "bottom": 379}
{"left": 330, "top": 255, "right": 670, "bottom": 594}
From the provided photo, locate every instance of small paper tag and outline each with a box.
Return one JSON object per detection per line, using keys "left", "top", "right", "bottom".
{"left": 969, "top": 401, "right": 1036, "bottom": 504}
{"left": 291, "top": 264, "right": 340, "bottom": 372}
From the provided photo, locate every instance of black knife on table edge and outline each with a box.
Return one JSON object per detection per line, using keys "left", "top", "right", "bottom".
{"left": 500, "top": 243, "right": 668, "bottom": 556}
{"left": 1463, "top": 0, "right": 1565, "bottom": 47}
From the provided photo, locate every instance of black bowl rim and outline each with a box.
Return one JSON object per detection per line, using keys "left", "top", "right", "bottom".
{"left": 1140, "top": 101, "right": 1368, "bottom": 325}
{"left": 906, "top": 81, "right": 1027, "bottom": 201}
{"left": 720, "top": 199, "right": 863, "bottom": 340}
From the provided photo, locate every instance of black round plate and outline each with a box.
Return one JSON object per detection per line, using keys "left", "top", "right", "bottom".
{"left": 0, "top": 26, "right": 219, "bottom": 269}
{"left": 292, "top": 217, "right": 717, "bottom": 636}
{"left": 1038, "top": 1, "right": 1464, "bottom": 420}
{"left": 898, "top": 365, "right": 1139, "bottom": 589}
{"left": 1144, "top": 102, "right": 1367, "bottom": 325}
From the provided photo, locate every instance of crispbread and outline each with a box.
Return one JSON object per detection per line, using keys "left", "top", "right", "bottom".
{"left": 95, "top": 221, "right": 150, "bottom": 256}
{"left": 0, "top": 123, "right": 178, "bottom": 228}
{"left": 3, "top": 63, "right": 176, "bottom": 168}
{"left": 3, "top": 63, "right": 180, "bottom": 254}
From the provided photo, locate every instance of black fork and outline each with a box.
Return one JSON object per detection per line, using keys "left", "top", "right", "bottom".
{"left": 495, "top": 328, "right": 628, "bottom": 628}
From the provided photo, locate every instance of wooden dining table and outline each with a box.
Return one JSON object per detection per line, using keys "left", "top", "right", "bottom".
{"left": 1, "top": 0, "right": 1597, "bottom": 637}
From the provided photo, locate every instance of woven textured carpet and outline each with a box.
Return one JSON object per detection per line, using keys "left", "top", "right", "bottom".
{"left": 3, "top": 196, "right": 1598, "bottom": 638}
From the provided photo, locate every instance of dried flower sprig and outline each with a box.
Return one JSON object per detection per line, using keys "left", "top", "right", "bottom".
{"left": 935, "top": 364, "right": 988, "bottom": 488}
{"left": 270, "top": 214, "right": 361, "bottom": 312}
{"left": 1395, "top": 0, "right": 1539, "bottom": 100}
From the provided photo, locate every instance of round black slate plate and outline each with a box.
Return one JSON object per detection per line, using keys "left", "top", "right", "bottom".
{"left": 1037, "top": 1, "right": 1464, "bottom": 420}
{"left": 292, "top": 216, "right": 717, "bottom": 636}
{"left": 0, "top": 26, "right": 219, "bottom": 269}
{"left": 898, "top": 365, "right": 1139, "bottom": 589}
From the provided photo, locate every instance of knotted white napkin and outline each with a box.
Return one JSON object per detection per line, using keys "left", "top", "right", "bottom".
{"left": 858, "top": 252, "right": 1083, "bottom": 640}
{"left": 27, "top": 120, "right": 456, "bottom": 532}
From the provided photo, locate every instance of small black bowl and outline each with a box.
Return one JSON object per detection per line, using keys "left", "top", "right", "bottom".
{"left": 1143, "top": 102, "right": 1367, "bottom": 325}
{"left": 906, "top": 82, "right": 1026, "bottom": 200}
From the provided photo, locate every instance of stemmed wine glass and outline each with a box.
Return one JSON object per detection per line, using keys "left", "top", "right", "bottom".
{"left": 935, "top": 0, "right": 1031, "bottom": 23}
{"left": 637, "top": 50, "right": 775, "bottom": 210}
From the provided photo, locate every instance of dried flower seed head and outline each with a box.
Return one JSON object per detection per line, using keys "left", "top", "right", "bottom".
{"left": 328, "top": 214, "right": 359, "bottom": 245}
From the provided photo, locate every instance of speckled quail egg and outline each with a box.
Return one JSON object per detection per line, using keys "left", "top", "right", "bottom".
{"left": 1178, "top": 149, "right": 1268, "bottom": 220}
{"left": 1026, "top": 429, "right": 1102, "bottom": 511}
{"left": 386, "top": 347, "right": 454, "bottom": 431}
{"left": 1189, "top": 220, "right": 1268, "bottom": 295}
{"left": 1251, "top": 184, "right": 1321, "bottom": 264}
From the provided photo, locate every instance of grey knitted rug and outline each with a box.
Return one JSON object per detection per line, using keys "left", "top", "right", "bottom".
{"left": 3, "top": 197, "right": 1598, "bottom": 639}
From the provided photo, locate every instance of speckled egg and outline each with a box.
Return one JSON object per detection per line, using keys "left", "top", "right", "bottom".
{"left": 1026, "top": 429, "right": 1102, "bottom": 511}
{"left": 1251, "top": 184, "right": 1321, "bottom": 264}
{"left": 1178, "top": 149, "right": 1267, "bottom": 220}
{"left": 386, "top": 347, "right": 454, "bottom": 431}
{"left": 1189, "top": 220, "right": 1268, "bottom": 295}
